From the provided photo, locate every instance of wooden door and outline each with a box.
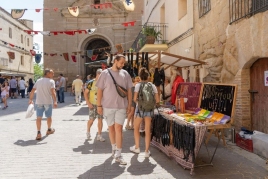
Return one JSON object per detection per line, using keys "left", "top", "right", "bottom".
{"left": 250, "top": 58, "right": 268, "bottom": 133}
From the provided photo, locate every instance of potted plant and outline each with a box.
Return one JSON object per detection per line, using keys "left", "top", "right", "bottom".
{"left": 142, "top": 26, "right": 162, "bottom": 44}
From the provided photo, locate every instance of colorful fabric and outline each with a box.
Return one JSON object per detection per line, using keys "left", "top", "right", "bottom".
{"left": 71, "top": 55, "right": 77, "bottom": 62}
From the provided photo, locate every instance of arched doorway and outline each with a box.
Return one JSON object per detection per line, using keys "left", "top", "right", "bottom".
{"left": 250, "top": 58, "right": 268, "bottom": 133}
{"left": 84, "top": 38, "right": 111, "bottom": 78}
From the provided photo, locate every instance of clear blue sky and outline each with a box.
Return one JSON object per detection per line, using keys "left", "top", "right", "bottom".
{"left": 1, "top": 0, "right": 44, "bottom": 55}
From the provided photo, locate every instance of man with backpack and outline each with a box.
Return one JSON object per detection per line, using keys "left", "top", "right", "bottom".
{"left": 130, "top": 67, "right": 160, "bottom": 158}
{"left": 84, "top": 69, "right": 105, "bottom": 142}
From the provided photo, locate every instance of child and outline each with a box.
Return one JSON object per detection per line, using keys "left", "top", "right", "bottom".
{"left": 1, "top": 81, "right": 10, "bottom": 109}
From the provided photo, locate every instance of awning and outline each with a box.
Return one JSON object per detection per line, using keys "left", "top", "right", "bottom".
{"left": 85, "top": 59, "right": 107, "bottom": 67}
{"left": 0, "top": 72, "right": 27, "bottom": 77}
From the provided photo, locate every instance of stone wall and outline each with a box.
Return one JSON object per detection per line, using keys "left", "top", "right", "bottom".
{"left": 43, "top": 0, "right": 143, "bottom": 83}
{"left": 193, "top": 1, "right": 268, "bottom": 130}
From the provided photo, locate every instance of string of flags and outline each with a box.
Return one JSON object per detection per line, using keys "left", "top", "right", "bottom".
{"left": 10, "top": 0, "right": 135, "bottom": 19}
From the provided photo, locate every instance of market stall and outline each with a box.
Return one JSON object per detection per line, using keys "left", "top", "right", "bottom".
{"left": 150, "top": 82, "right": 237, "bottom": 175}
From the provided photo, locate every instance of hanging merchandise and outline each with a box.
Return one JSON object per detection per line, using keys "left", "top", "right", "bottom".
{"left": 63, "top": 53, "right": 69, "bottom": 61}
{"left": 11, "top": 9, "right": 27, "bottom": 19}
{"left": 153, "top": 68, "right": 162, "bottom": 87}
{"left": 145, "top": 52, "right": 149, "bottom": 71}
{"left": 135, "top": 52, "right": 139, "bottom": 75}
{"left": 68, "top": 6, "right": 79, "bottom": 17}
{"left": 87, "top": 50, "right": 93, "bottom": 58}
{"left": 115, "top": 44, "right": 124, "bottom": 54}
{"left": 141, "top": 52, "right": 145, "bottom": 67}
{"left": 35, "top": 54, "right": 42, "bottom": 64}
{"left": 171, "top": 75, "right": 184, "bottom": 105}
{"left": 71, "top": 55, "right": 77, "bottom": 62}
{"left": 159, "top": 67, "right": 166, "bottom": 98}
{"left": 7, "top": 52, "right": 15, "bottom": 59}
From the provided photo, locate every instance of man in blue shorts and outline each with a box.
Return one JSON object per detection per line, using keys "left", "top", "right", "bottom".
{"left": 29, "top": 69, "right": 57, "bottom": 140}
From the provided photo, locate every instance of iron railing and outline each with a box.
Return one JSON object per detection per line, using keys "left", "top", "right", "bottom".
{"left": 199, "top": 0, "right": 211, "bottom": 18}
{"left": 229, "top": 0, "right": 268, "bottom": 24}
{"left": 131, "top": 23, "right": 168, "bottom": 52}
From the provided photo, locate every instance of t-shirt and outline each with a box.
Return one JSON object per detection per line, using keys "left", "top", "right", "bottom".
{"left": 10, "top": 79, "right": 17, "bottom": 88}
{"left": 134, "top": 82, "right": 158, "bottom": 94}
{"left": 96, "top": 68, "right": 133, "bottom": 109}
{"left": 19, "top": 80, "right": 26, "bottom": 90}
{"left": 72, "top": 79, "right": 83, "bottom": 92}
{"left": 1, "top": 86, "right": 9, "bottom": 96}
{"left": 87, "top": 80, "right": 97, "bottom": 105}
{"left": 33, "top": 78, "right": 55, "bottom": 105}
{"left": 59, "top": 77, "right": 66, "bottom": 87}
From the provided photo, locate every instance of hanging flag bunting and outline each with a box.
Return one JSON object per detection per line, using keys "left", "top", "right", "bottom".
{"left": 50, "top": 53, "right": 57, "bottom": 56}
{"left": 54, "top": 8, "right": 59, "bottom": 12}
{"left": 87, "top": 50, "right": 93, "bottom": 58}
{"left": 64, "top": 31, "right": 75, "bottom": 36}
{"left": 9, "top": 43, "right": 15, "bottom": 47}
{"left": 35, "top": 9, "right": 42, "bottom": 12}
{"left": 87, "top": 28, "right": 96, "bottom": 34}
{"left": 7, "top": 52, "right": 15, "bottom": 59}
{"left": 30, "top": 50, "right": 36, "bottom": 56}
{"left": 122, "top": 0, "right": 135, "bottom": 11}
{"left": 40, "top": 31, "right": 51, "bottom": 36}
{"left": 71, "top": 55, "right": 77, "bottom": 62}
{"left": 72, "top": 52, "right": 77, "bottom": 55}
{"left": 63, "top": 53, "right": 69, "bottom": 61}
{"left": 68, "top": 6, "right": 79, "bottom": 17}
{"left": 115, "top": 44, "right": 124, "bottom": 54}
{"left": 91, "top": 55, "right": 98, "bottom": 61}
{"left": 122, "top": 21, "right": 136, "bottom": 27}
{"left": 35, "top": 54, "right": 42, "bottom": 64}
{"left": 11, "top": 9, "right": 27, "bottom": 19}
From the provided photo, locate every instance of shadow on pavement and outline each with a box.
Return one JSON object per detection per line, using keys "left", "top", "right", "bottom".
{"left": 73, "top": 107, "right": 88, "bottom": 115}
{"left": 14, "top": 136, "right": 48, "bottom": 146}
{"left": 127, "top": 155, "right": 156, "bottom": 175}
{"left": 73, "top": 140, "right": 94, "bottom": 154}
{"left": 77, "top": 157, "right": 125, "bottom": 179}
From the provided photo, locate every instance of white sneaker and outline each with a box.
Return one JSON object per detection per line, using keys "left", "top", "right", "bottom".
{"left": 97, "top": 135, "right": 105, "bottom": 142}
{"left": 130, "top": 145, "right": 140, "bottom": 154}
{"left": 145, "top": 151, "right": 151, "bottom": 158}
{"left": 86, "top": 132, "right": 91, "bottom": 140}
{"left": 115, "top": 156, "right": 127, "bottom": 165}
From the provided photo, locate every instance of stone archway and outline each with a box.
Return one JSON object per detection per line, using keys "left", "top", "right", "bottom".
{"left": 79, "top": 34, "right": 113, "bottom": 79}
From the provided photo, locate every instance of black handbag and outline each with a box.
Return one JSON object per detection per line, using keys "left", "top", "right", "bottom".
{"left": 108, "top": 69, "right": 128, "bottom": 98}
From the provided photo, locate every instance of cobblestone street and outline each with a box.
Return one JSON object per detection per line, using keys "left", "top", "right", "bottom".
{"left": 0, "top": 94, "right": 267, "bottom": 179}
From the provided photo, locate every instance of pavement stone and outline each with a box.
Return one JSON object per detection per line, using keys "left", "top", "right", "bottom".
{"left": 0, "top": 93, "right": 267, "bottom": 179}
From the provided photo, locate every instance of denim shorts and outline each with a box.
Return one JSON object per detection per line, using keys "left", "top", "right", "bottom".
{"left": 36, "top": 104, "right": 53, "bottom": 118}
{"left": 135, "top": 107, "right": 153, "bottom": 118}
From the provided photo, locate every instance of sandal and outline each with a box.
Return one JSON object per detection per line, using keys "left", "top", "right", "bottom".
{"left": 36, "top": 133, "right": 42, "bottom": 140}
{"left": 46, "top": 128, "right": 55, "bottom": 136}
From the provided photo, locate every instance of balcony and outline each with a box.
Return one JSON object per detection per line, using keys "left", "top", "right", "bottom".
{"left": 229, "top": 0, "right": 268, "bottom": 24}
{"left": 131, "top": 23, "right": 168, "bottom": 52}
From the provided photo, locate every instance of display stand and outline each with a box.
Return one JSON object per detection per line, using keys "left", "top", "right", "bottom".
{"left": 150, "top": 82, "right": 237, "bottom": 175}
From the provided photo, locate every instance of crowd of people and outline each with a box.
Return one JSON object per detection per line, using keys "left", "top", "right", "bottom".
{"left": 0, "top": 74, "right": 35, "bottom": 109}
{"left": 3, "top": 54, "right": 175, "bottom": 165}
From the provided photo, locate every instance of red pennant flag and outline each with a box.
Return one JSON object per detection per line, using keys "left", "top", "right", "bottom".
{"left": 50, "top": 53, "right": 57, "bottom": 56}
{"left": 51, "top": 31, "right": 58, "bottom": 35}
{"left": 54, "top": 8, "right": 58, "bottom": 12}
{"left": 104, "top": 3, "right": 112, "bottom": 8}
{"left": 122, "top": 21, "right": 136, "bottom": 27}
{"left": 9, "top": 43, "right": 14, "bottom": 47}
{"left": 71, "top": 55, "right": 77, "bottom": 62}
{"left": 35, "top": 9, "right": 42, "bottom": 12}
{"left": 91, "top": 55, "right": 98, "bottom": 61}
{"left": 44, "top": 8, "right": 49, "bottom": 10}
{"left": 7, "top": 52, "right": 15, "bottom": 59}
{"left": 24, "top": 30, "right": 32, "bottom": 34}
{"left": 63, "top": 53, "right": 69, "bottom": 61}
{"left": 30, "top": 50, "right": 36, "bottom": 56}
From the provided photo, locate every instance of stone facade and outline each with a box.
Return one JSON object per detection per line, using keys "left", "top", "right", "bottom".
{"left": 193, "top": 1, "right": 268, "bottom": 130}
{"left": 0, "top": 7, "right": 34, "bottom": 80}
{"left": 43, "top": 0, "right": 143, "bottom": 85}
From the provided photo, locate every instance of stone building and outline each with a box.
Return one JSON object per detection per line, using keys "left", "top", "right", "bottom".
{"left": 194, "top": 0, "right": 268, "bottom": 133}
{"left": 43, "top": 0, "right": 143, "bottom": 86}
{"left": 141, "top": 0, "right": 268, "bottom": 133}
{"left": 0, "top": 7, "right": 34, "bottom": 79}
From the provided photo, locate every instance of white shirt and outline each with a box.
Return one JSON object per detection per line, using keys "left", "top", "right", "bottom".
{"left": 19, "top": 80, "right": 26, "bottom": 90}
{"left": 33, "top": 78, "right": 55, "bottom": 104}
{"left": 1, "top": 86, "right": 9, "bottom": 96}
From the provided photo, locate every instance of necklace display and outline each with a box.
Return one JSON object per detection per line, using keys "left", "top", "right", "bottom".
{"left": 200, "top": 85, "right": 235, "bottom": 117}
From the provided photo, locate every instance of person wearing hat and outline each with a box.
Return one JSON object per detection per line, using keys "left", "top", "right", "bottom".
{"left": 72, "top": 75, "right": 83, "bottom": 105}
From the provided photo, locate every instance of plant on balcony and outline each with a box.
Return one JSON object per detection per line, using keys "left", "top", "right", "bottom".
{"left": 142, "top": 26, "right": 162, "bottom": 44}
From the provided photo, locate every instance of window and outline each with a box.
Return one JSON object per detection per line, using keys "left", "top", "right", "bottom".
{"left": 198, "top": 0, "right": 211, "bottom": 18}
{"left": 94, "top": 0, "right": 101, "bottom": 9}
{"left": 9, "top": 28, "right": 12, "bottom": 38}
{"left": 20, "top": 56, "right": 24, "bottom": 66}
{"left": 27, "top": 38, "right": 29, "bottom": 46}
{"left": 178, "top": 0, "right": 187, "bottom": 20}
{"left": 21, "top": 35, "right": 23, "bottom": 43}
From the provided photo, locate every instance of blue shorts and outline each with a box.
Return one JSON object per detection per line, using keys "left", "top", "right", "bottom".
{"left": 36, "top": 104, "right": 53, "bottom": 118}
{"left": 135, "top": 107, "right": 153, "bottom": 118}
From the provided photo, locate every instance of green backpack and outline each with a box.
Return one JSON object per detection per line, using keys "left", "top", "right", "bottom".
{"left": 137, "top": 82, "right": 156, "bottom": 113}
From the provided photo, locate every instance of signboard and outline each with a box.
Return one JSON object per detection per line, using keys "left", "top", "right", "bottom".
{"left": 264, "top": 71, "right": 268, "bottom": 86}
